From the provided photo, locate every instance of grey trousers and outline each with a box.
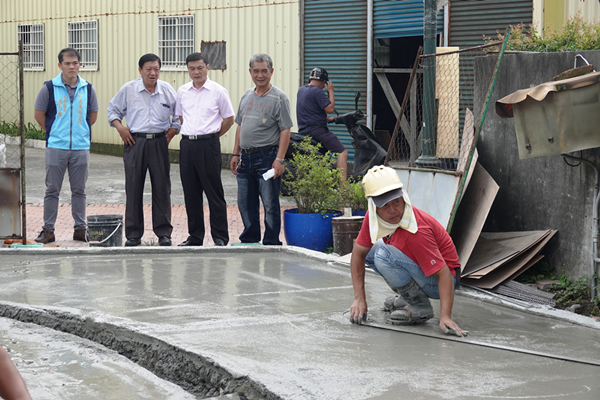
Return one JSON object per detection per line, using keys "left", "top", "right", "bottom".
{"left": 123, "top": 135, "right": 173, "bottom": 240}
{"left": 43, "top": 147, "right": 89, "bottom": 231}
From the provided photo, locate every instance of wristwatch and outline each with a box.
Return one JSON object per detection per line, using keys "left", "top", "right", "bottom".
{"left": 275, "top": 157, "right": 285, "bottom": 164}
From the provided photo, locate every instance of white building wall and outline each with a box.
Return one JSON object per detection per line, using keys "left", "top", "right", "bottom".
{"left": 0, "top": 0, "right": 300, "bottom": 153}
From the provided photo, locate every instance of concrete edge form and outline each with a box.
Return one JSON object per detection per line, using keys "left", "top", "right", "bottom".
{"left": 0, "top": 302, "right": 283, "bottom": 400}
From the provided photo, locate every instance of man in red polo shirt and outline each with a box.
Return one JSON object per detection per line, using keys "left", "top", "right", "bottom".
{"left": 349, "top": 166, "right": 467, "bottom": 337}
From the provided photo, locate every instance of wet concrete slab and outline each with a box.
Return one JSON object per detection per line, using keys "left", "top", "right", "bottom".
{"left": 1, "top": 247, "right": 600, "bottom": 399}
{"left": 0, "top": 317, "right": 196, "bottom": 400}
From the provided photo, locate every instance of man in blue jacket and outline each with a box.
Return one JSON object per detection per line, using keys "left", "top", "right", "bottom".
{"left": 34, "top": 48, "right": 99, "bottom": 244}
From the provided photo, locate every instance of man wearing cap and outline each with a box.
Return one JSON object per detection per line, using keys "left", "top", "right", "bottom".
{"left": 296, "top": 67, "right": 348, "bottom": 181}
{"left": 349, "top": 165, "right": 467, "bottom": 337}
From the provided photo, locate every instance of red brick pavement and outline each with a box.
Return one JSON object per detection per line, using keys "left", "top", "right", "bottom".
{"left": 19, "top": 203, "right": 293, "bottom": 248}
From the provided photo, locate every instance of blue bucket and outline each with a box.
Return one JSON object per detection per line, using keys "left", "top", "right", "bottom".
{"left": 283, "top": 208, "right": 342, "bottom": 252}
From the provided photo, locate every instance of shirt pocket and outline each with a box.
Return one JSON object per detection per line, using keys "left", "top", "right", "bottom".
{"left": 258, "top": 109, "right": 273, "bottom": 127}
{"left": 155, "top": 95, "right": 173, "bottom": 120}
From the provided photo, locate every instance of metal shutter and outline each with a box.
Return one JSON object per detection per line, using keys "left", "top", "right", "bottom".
{"left": 449, "top": 0, "right": 533, "bottom": 47}
{"left": 374, "top": 0, "right": 444, "bottom": 39}
{"left": 304, "top": 0, "right": 368, "bottom": 161}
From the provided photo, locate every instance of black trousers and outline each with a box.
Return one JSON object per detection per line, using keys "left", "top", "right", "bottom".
{"left": 180, "top": 135, "right": 228, "bottom": 244}
{"left": 123, "top": 135, "right": 173, "bottom": 239}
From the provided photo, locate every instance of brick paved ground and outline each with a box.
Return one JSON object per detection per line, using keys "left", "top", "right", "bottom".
{"left": 13, "top": 203, "right": 292, "bottom": 248}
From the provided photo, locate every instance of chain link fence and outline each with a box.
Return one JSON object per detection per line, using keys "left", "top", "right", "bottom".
{"left": 385, "top": 41, "right": 505, "bottom": 172}
{"left": 0, "top": 48, "right": 25, "bottom": 240}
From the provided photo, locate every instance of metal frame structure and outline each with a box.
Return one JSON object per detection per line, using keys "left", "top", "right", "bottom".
{"left": 0, "top": 42, "right": 26, "bottom": 243}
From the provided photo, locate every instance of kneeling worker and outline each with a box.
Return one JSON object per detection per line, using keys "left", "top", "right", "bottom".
{"left": 349, "top": 166, "right": 467, "bottom": 337}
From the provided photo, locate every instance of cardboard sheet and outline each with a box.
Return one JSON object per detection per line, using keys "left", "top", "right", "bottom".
{"left": 462, "top": 231, "right": 556, "bottom": 289}
{"left": 450, "top": 162, "right": 499, "bottom": 270}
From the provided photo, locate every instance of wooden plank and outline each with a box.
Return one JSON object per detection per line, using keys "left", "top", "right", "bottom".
{"left": 435, "top": 47, "right": 460, "bottom": 158}
{"left": 375, "top": 72, "right": 413, "bottom": 150}
{"left": 449, "top": 162, "right": 499, "bottom": 271}
{"left": 375, "top": 72, "right": 401, "bottom": 116}
{"left": 456, "top": 108, "right": 475, "bottom": 174}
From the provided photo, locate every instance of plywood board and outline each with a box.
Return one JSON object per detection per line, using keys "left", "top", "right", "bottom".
{"left": 464, "top": 230, "right": 553, "bottom": 278}
{"left": 457, "top": 108, "right": 475, "bottom": 174}
{"left": 481, "top": 230, "right": 551, "bottom": 252}
{"left": 435, "top": 47, "right": 460, "bottom": 158}
{"left": 461, "top": 236, "right": 517, "bottom": 277}
{"left": 462, "top": 231, "right": 556, "bottom": 289}
{"left": 449, "top": 162, "right": 499, "bottom": 270}
{"left": 396, "top": 169, "right": 460, "bottom": 230}
{"left": 459, "top": 149, "right": 478, "bottom": 205}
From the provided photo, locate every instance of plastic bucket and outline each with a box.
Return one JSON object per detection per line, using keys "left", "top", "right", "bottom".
{"left": 87, "top": 214, "right": 123, "bottom": 247}
{"left": 332, "top": 216, "right": 365, "bottom": 256}
{"left": 283, "top": 208, "right": 342, "bottom": 252}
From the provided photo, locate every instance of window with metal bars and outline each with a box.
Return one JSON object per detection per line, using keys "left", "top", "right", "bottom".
{"left": 17, "top": 24, "right": 44, "bottom": 71}
{"left": 158, "top": 15, "right": 194, "bottom": 70}
{"left": 67, "top": 20, "right": 98, "bottom": 71}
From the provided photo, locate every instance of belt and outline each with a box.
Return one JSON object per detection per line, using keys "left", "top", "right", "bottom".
{"left": 182, "top": 132, "right": 219, "bottom": 141}
{"left": 241, "top": 144, "right": 277, "bottom": 154}
{"left": 131, "top": 132, "right": 165, "bottom": 139}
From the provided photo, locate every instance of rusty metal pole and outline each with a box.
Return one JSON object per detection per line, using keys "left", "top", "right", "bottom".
{"left": 18, "top": 40, "right": 27, "bottom": 244}
{"left": 416, "top": 0, "right": 440, "bottom": 168}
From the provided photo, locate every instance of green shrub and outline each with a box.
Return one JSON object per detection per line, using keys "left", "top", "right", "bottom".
{"left": 485, "top": 13, "right": 600, "bottom": 52}
{"left": 284, "top": 137, "right": 343, "bottom": 214}
{"left": 548, "top": 274, "right": 591, "bottom": 306}
{"left": 340, "top": 178, "right": 367, "bottom": 213}
{"left": 0, "top": 121, "right": 45, "bottom": 140}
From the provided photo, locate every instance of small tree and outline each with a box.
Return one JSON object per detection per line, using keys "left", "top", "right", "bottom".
{"left": 283, "top": 137, "right": 343, "bottom": 214}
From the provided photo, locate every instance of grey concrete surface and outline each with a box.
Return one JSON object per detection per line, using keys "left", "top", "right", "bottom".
{"left": 1, "top": 247, "right": 600, "bottom": 399}
{"left": 23, "top": 147, "right": 294, "bottom": 207}
{"left": 0, "top": 317, "right": 196, "bottom": 400}
{"left": 474, "top": 50, "right": 600, "bottom": 279}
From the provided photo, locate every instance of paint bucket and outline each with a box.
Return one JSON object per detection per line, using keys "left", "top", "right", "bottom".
{"left": 87, "top": 215, "right": 123, "bottom": 247}
{"left": 332, "top": 216, "right": 364, "bottom": 256}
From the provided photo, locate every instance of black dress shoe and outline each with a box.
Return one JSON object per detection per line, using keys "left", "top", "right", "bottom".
{"left": 125, "top": 238, "right": 141, "bottom": 247}
{"left": 213, "top": 239, "right": 227, "bottom": 246}
{"left": 35, "top": 229, "right": 55, "bottom": 244}
{"left": 158, "top": 236, "right": 172, "bottom": 246}
{"left": 178, "top": 239, "right": 202, "bottom": 247}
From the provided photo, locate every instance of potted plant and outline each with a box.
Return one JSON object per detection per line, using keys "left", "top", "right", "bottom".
{"left": 330, "top": 179, "right": 368, "bottom": 255}
{"left": 283, "top": 137, "right": 343, "bottom": 252}
{"left": 339, "top": 178, "right": 367, "bottom": 216}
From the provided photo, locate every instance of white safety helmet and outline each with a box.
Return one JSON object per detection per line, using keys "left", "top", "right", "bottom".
{"left": 362, "top": 165, "right": 404, "bottom": 198}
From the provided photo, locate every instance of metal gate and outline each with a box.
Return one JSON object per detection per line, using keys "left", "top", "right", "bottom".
{"left": 0, "top": 45, "right": 26, "bottom": 242}
{"left": 302, "top": 0, "right": 368, "bottom": 160}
